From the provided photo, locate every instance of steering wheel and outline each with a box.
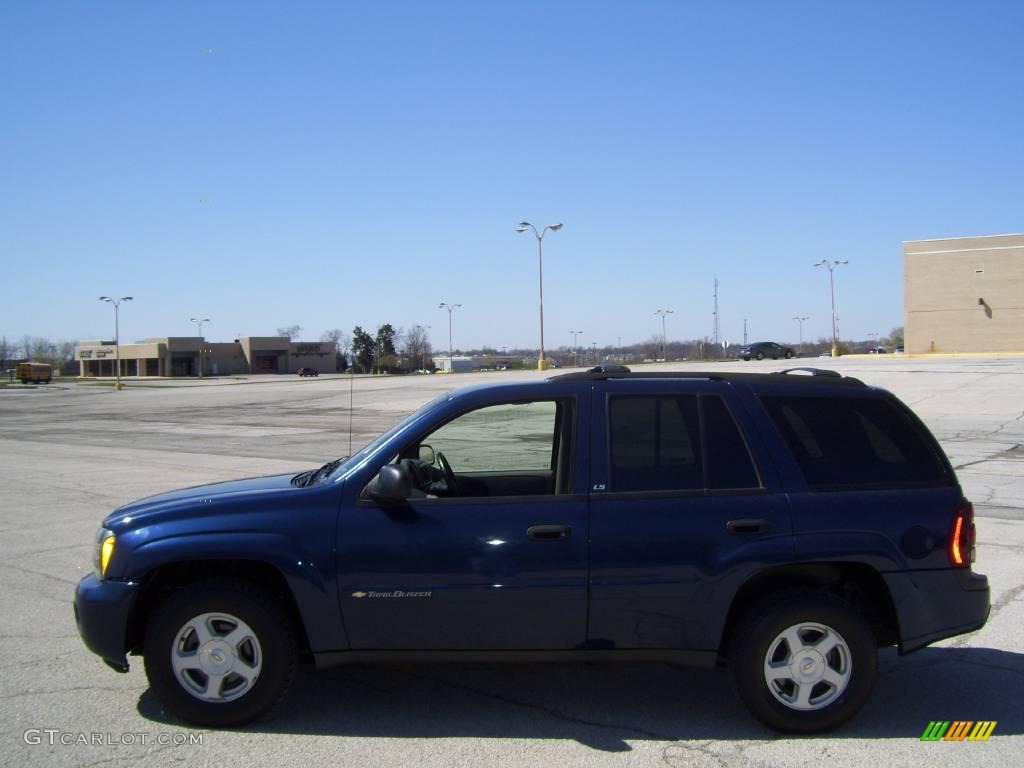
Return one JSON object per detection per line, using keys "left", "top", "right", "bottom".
{"left": 435, "top": 451, "right": 460, "bottom": 497}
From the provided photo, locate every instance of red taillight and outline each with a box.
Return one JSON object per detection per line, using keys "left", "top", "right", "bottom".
{"left": 950, "top": 501, "right": 975, "bottom": 567}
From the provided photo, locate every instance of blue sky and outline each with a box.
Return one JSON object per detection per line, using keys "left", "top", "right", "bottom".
{"left": 2, "top": 1, "right": 1022, "bottom": 351}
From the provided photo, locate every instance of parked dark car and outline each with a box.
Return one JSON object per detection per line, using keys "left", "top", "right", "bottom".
{"left": 738, "top": 341, "right": 795, "bottom": 361}
{"left": 297, "top": 368, "right": 319, "bottom": 377}
{"left": 75, "top": 366, "right": 988, "bottom": 733}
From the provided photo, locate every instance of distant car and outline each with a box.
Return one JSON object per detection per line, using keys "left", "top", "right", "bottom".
{"left": 894, "top": 346, "right": 905, "bottom": 354}
{"left": 818, "top": 351, "right": 833, "bottom": 358}
{"left": 297, "top": 368, "right": 319, "bottom": 377}
{"left": 868, "top": 347, "right": 887, "bottom": 354}
{"left": 737, "top": 342, "right": 795, "bottom": 361}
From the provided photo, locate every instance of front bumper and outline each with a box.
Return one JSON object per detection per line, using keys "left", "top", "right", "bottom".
{"left": 74, "top": 574, "right": 139, "bottom": 671}
{"left": 884, "top": 569, "right": 990, "bottom": 654}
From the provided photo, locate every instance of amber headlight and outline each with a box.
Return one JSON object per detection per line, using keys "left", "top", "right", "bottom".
{"left": 94, "top": 528, "right": 115, "bottom": 579}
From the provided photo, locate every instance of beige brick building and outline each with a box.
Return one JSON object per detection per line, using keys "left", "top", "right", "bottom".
{"left": 904, "top": 233, "right": 1024, "bottom": 354}
{"left": 75, "top": 337, "right": 338, "bottom": 377}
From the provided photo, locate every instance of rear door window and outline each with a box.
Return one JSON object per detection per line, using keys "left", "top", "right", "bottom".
{"left": 760, "top": 396, "right": 948, "bottom": 488}
{"left": 607, "top": 394, "right": 761, "bottom": 492}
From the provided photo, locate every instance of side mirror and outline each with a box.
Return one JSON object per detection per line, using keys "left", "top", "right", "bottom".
{"left": 365, "top": 464, "right": 412, "bottom": 504}
{"left": 417, "top": 443, "right": 436, "bottom": 465}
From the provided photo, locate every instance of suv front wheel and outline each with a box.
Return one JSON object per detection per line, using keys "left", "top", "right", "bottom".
{"left": 729, "top": 591, "right": 877, "bottom": 733}
{"left": 143, "top": 578, "right": 297, "bottom": 727}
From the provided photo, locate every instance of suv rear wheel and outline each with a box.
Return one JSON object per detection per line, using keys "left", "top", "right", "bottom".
{"left": 729, "top": 591, "right": 877, "bottom": 733}
{"left": 143, "top": 578, "right": 296, "bottom": 727}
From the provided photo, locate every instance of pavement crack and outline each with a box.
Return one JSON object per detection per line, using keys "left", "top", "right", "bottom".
{"left": 393, "top": 667, "right": 681, "bottom": 742}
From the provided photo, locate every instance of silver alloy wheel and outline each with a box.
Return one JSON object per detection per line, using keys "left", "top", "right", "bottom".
{"left": 171, "top": 612, "right": 262, "bottom": 703}
{"left": 763, "top": 622, "right": 852, "bottom": 711}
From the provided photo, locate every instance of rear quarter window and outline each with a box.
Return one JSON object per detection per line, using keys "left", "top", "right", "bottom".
{"left": 760, "top": 395, "right": 949, "bottom": 489}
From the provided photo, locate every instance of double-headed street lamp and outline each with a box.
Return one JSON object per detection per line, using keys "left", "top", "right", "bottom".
{"left": 438, "top": 302, "right": 461, "bottom": 372}
{"left": 516, "top": 221, "right": 563, "bottom": 370}
{"left": 570, "top": 330, "right": 583, "bottom": 366}
{"left": 99, "top": 296, "right": 132, "bottom": 390}
{"left": 814, "top": 259, "right": 848, "bottom": 357}
{"left": 654, "top": 309, "right": 673, "bottom": 362}
{"left": 792, "top": 315, "right": 809, "bottom": 353}
{"left": 190, "top": 317, "right": 210, "bottom": 378}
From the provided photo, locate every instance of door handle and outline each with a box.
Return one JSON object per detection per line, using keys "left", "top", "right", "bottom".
{"left": 527, "top": 524, "right": 571, "bottom": 540}
{"left": 726, "top": 518, "right": 770, "bottom": 535}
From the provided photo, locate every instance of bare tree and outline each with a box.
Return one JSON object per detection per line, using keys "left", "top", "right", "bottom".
{"left": 320, "top": 328, "right": 350, "bottom": 355}
{"left": 276, "top": 325, "right": 302, "bottom": 340}
{"left": 22, "top": 334, "right": 33, "bottom": 360}
{"left": 321, "top": 328, "right": 350, "bottom": 371}
{"left": 402, "top": 324, "right": 432, "bottom": 371}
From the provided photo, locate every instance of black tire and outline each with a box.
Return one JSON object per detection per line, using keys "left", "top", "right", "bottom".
{"left": 729, "top": 590, "right": 877, "bottom": 733}
{"left": 785, "top": 351, "right": 794, "bottom": 359}
{"left": 755, "top": 351, "right": 764, "bottom": 361}
{"left": 143, "top": 578, "right": 297, "bottom": 727}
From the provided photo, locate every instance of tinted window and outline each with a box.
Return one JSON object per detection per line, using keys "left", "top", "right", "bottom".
{"left": 760, "top": 396, "right": 947, "bottom": 488}
{"left": 609, "top": 396, "right": 702, "bottom": 491}
{"left": 702, "top": 395, "right": 761, "bottom": 489}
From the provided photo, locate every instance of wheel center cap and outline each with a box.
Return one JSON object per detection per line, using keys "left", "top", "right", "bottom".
{"left": 198, "top": 640, "right": 236, "bottom": 675}
{"left": 791, "top": 650, "right": 825, "bottom": 684}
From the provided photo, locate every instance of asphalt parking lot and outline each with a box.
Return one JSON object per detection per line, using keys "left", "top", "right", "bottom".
{"left": 1, "top": 357, "right": 1021, "bottom": 767}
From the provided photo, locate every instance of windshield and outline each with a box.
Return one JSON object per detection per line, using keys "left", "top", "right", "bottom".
{"left": 326, "top": 391, "right": 452, "bottom": 481}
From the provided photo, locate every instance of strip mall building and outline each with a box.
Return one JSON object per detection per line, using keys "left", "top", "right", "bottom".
{"left": 75, "top": 337, "right": 339, "bottom": 377}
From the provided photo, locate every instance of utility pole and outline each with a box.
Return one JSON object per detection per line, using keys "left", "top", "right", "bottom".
{"left": 743, "top": 318, "right": 748, "bottom": 345}
{"left": 792, "top": 316, "right": 809, "bottom": 353}
{"left": 570, "top": 330, "right": 583, "bottom": 367}
{"left": 814, "top": 259, "right": 849, "bottom": 357}
{"left": 99, "top": 296, "right": 132, "bottom": 390}
{"left": 516, "top": 221, "right": 563, "bottom": 370}
{"left": 190, "top": 317, "right": 210, "bottom": 377}
{"left": 654, "top": 309, "right": 673, "bottom": 362}
{"left": 438, "top": 302, "right": 462, "bottom": 372}
{"left": 712, "top": 276, "right": 720, "bottom": 346}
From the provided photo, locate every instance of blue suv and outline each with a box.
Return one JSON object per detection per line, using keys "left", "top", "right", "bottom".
{"left": 74, "top": 367, "right": 989, "bottom": 732}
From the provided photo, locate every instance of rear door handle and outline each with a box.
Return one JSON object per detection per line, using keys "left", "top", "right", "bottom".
{"left": 726, "top": 518, "right": 770, "bottom": 535}
{"left": 527, "top": 524, "right": 571, "bottom": 540}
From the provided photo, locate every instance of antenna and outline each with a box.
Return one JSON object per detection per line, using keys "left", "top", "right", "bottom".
{"left": 348, "top": 341, "right": 355, "bottom": 456}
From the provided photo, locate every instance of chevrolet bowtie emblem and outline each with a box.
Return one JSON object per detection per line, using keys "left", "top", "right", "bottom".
{"left": 352, "top": 591, "right": 368, "bottom": 598}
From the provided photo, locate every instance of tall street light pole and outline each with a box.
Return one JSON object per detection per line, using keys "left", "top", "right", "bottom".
{"left": 591, "top": 341, "right": 598, "bottom": 365}
{"left": 570, "top": 330, "right": 583, "bottom": 367}
{"left": 99, "top": 296, "right": 132, "bottom": 390}
{"left": 516, "top": 221, "right": 563, "bottom": 371}
{"left": 814, "top": 259, "right": 848, "bottom": 357}
{"left": 654, "top": 309, "right": 673, "bottom": 362}
{"left": 438, "top": 302, "right": 461, "bottom": 372}
{"left": 792, "top": 315, "right": 809, "bottom": 354}
{"left": 190, "top": 317, "right": 210, "bottom": 378}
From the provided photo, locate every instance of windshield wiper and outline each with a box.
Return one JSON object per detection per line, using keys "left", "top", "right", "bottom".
{"left": 293, "top": 456, "right": 349, "bottom": 487}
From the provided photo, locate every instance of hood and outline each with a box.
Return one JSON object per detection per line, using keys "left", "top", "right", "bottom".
{"left": 103, "top": 472, "right": 302, "bottom": 528}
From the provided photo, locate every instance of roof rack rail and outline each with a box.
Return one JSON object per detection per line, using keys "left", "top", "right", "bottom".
{"left": 776, "top": 367, "right": 842, "bottom": 377}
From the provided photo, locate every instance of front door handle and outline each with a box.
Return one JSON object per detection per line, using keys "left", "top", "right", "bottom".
{"left": 527, "top": 524, "right": 571, "bottom": 540}
{"left": 726, "top": 518, "right": 770, "bottom": 535}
